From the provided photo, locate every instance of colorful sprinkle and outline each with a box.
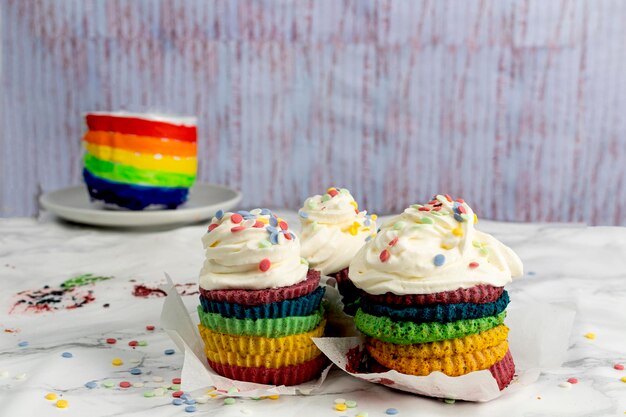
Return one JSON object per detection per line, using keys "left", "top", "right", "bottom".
{"left": 253, "top": 220, "right": 264, "bottom": 228}
{"left": 185, "top": 405, "right": 197, "bottom": 413}
{"left": 172, "top": 391, "right": 184, "bottom": 398}
{"left": 224, "top": 398, "right": 236, "bottom": 405}
{"left": 230, "top": 213, "right": 243, "bottom": 223}
{"left": 418, "top": 207, "right": 430, "bottom": 212}
{"left": 45, "top": 393, "right": 57, "bottom": 400}
{"left": 345, "top": 400, "right": 357, "bottom": 408}
{"left": 61, "top": 352, "right": 73, "bottom": 358}
{"left": 129, "top": 368, "right": 142, "bottom": 375}
{"left": 454, "top": 213, "right": 464, "bottom": 222}
{"left": 269, "top": 217, "right": 278, "bottom": 227}
{"left": 336, "top": 404, "right": 347, "bottom": 411}
{"left": 559, "top": 382, "right": 572, "bottom": 388}
{"left": 444, "top": 398, "right": 456, "bottom": 404}
{"left": 614, "top": 364, "right": 624, "bottom": 370}
{"left": 328, "top": 189, "right": 339, "bottom": 197}
{"left": 386, "top": 409, "right": 399, "bottom": 415}
{"left": 452, "top": 227, "right": 463, "bottom": 236}
{"left": 322, "top": 194, "right": 331, "bottom": 202}
{"left": 584, "top": 333, "right": 596, "bottom": 340}
{"left": 164, "top": 349, "right": 175, "bottom": 355}
{"left": 111, "top": 358, "right": 123, "bottom": 366}
{"left": 152, "top": 376, "right": 164, "bottom": 382}
{"left": 284, "top": 232, "right": 293, "bottom": 240}
{"left": 146, "top": 325, "right": 155, "bottom": 331}
{"left": 231, "top": 226, "right": 245, "bottom": 232}
{"left": 260, "top": 208, "right": 271, "bottom": 215}
{"left": 128, "top": 340, "right": 138, "bottom": 347}
{"left": 269, "top": 232, "right": 279, "bottom": 245}
{"left": 143, "top": 391, "right": 155, "bottom": 398}
{"left": 434, "top": 254, "right": 446, "bottom": 267}
{"left": 84, "top": 381, "right": 97, "bottom": 389}
{"left": 393, "top": 221, "right": 405, "bottom": 230}
{"left": 469, "top": 262, "right": 479, "bottom": 269}
{"left": 215, "top": 209, "right": 224, "bottom": 220}
{"left": 278, "top": 221, "right": 288, "bottom": 230}
{"left": 172, "top": 398, "right": 184, "bottom": 406}
{"left": 621, "top": 376, "right": 626, "bottom": 383}
{"left": 380, "top": 249, "right": 391, "bottom": 263}
{"left": 208, "top": 223, "right": 218, "bottom": 232}
{"left": 258, "top": 240, "right": 272, "bottom": 248}
{"left": 389, "top": 237, "right": 399, "bottom": 246}
{"left": 119, "top": 381, "right": 131, "bottom": 388}
{"left": 334, "top": 398, "right": 346, "bottom": 404}
{"left": 18, "top": 341, "right": 28, "bottom": 347}
{"left": 56, "top": 399, "right": 69, "bottom": 409}
{"left": 268, "top": 395, "right": 280, "bottom": 400}
{"left": 420, "top": 217, "right": 434, "bottom": 224}
{"left": 138, "top": 340, "right": 147, "bottom": 346}
{"left": 106, "top": 338, "right": 117, "bottom": 344}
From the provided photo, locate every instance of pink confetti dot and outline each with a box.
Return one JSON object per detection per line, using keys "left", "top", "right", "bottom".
{"left": 567, "top": 378, "right": 578, "bottom": 384}
{"left": 614, "top": 364, "right": 624, "bottom": 370}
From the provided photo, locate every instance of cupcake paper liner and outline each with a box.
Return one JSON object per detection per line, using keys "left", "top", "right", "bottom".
{"left": 197, "top": 305, "right": 325, "bottom": 338}
{"left": 207, "top": 354, "right": 328, "bottom": 386}
{"left": 365, "top": 325, "right": 509, "bottom": 359}
{"left": 362, "top": 284, "right": 504, "bottom": 307}
{"left": 198, "top": 321, "right": 325, "bottom": 355}
{"left": 367, "top": 339, "right": 509, "bottom": 377}
{"left": 199, "top": 286, "right": 325, "bottom": 319}
{"left": 355, "top": 310, "right": 506, "bottom": 345}
{"left": 199, "top": 270, "right": 321, "bottom": 306}
{"left": 360, "top": 291, "right": 509, "bottom": 323}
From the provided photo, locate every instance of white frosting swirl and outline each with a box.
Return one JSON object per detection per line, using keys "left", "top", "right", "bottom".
{"left": 299, "top": 188, "right": 377, "bottom": 275}
{"left": 199, "top": 209, "right": 308, "bottom": 290}
{"left": 348, "top": 195, "right": 523, "bottom": 295}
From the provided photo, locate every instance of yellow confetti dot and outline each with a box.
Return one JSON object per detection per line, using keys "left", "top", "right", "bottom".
{"left": 268, "top": 394, "right": 280, "bottom": 400}
{"left": 584, "top": 333, "right": 596, "bottom": 340}
{"left": 45, "top": 393, "right": 57, "bottom": 400}
{"left": 474, "top": 214, "right": 478, "bottom": 224}
{"left": 55, "top": 399, "right": 68, "bottom": 409}
{"left": 370, "top": 214, "right": 378, "bottom": 220}
{"left": 327, "top": 187, "right": 337, "bottom": 193}
{"left": 350, "top": 201, "right": 358, "bottom": 210}
{"left": 441, "top": 243, "right": 453, "bottom": 250}
{"left": 621, "top": 377, "right": 626, "bottom": 383}
{"left": 452, "top": 227, "right": 463, "bottom": 237}
{"left": 335, "top": 403, "right": 347, "bottom": 411}
{"left": 111, "top": 358, "right": 123, "bottom": 366}
{"left": 210, "top": 240, "right": 220, "bottom": 247}
{"left": 257, "top": 217, "right": 269, "bottom": 224}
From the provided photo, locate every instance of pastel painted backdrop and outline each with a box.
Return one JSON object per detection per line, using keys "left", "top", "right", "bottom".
{"left": 1, "top": 0, "right": 625, "bottom": 225}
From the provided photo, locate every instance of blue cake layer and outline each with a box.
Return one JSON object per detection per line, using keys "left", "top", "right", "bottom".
{"left": 83, "top": 169, "right": 189, "bottom": 210}
{"left": 199, "top": 286, "right": 326, "bottom": 319}
{"left": 360, "top": 290, "right": 510, "bottom": 323}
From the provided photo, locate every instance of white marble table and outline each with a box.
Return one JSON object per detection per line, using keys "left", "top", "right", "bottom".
{"left": 1, "top": 212, "right": 625, "bottom": 417}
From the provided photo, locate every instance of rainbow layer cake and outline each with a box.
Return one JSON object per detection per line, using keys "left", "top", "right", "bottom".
{"left": 349, "top": 195, "right": 523, "bottom": 390}
{"left": 82, "top": 112, "right": 197, "bottom": 210}
{"left": 198, "top": 209, "right": 327, "bottom": 385}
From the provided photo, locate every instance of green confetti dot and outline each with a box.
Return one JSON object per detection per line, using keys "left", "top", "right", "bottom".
{"left": 393, "top": 221, "right": 405, "bottom": 230}
{"left": 102, "top": 381, "right": 115, "bottom": 388}
{"left": 420, "top": 217, "right": 434, "bottom": 224}
{"left": 444, "top": 398, "right": 456, "bottom": 404}
{"left": 321, "top": 194, "right": 331, "bottom": 202}
{"left": 258, "top": 240, "right": 272, "bottom": 249}
{"left": 224, "top": 398, "right": 236, "bottom": 405}
{"left": 346, "top": 400, "right": 357, "bottom": 408}
{"left": 170, "top": 384, "right": 181, "bottom": 391}
{"left": 143, "top": 391, "right": 155, "bottom": 398}
{"left": 138, "top": 341, "right": 147, "bottom": 346}
{"left": 339, "top": 188, "right": 350, "bottom": 195}
{"left": 250, "top": 397, "right": 261, "bottom": 401}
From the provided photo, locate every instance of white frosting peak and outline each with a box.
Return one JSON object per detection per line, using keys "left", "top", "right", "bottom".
{"left": 199, "top": 209, "right": 308, "bottom": 290}
{"left": 299, "top": 187, "right": 377, "bottom": 275}
{"left": 348, "top": 195, "right": 523, "bottom": 295}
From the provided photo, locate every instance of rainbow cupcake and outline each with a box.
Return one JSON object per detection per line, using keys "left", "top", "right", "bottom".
{"left": 198, "top": 209, "right": 327, "bottom": 385}
{"left": 82, "top": 112, "right": 197, "bottom": 210}
{"left": 349, "top": 195, "right": 523, "bottom": 390}
{"left": 299, "top": 187, "right": 376, "bottom": 314}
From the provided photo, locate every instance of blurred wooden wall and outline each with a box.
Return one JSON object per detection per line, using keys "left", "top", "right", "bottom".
{"left": 1, "top": 0, "right": 625, "bottom": 225}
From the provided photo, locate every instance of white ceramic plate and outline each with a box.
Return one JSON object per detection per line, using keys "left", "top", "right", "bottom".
{"left": 40, "top": 184, "right": 242, "bottom": 228}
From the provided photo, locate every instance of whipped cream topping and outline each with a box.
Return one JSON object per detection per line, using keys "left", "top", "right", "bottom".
{"left": 299, "top": 187, "right": 377, "bottom": 275}
{"left": 199, "top": 209, "right": 308, "bottom": 290}
{"left": 348, "top": 195, "right": 523, "bottom": 295}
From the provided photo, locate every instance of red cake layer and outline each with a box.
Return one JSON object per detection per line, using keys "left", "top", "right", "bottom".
{"left": 207, "top": 354, "right": 328, "bottom": 386}
{"left": 362, "top": 284, "right": 504, "bottom": 306}
{"left": 199, "top": 269, "right": 321, "bottom": 306}
{"left": 489, "top": 349, "right": 516, "bottom": 391}
{"left": 85, "top": 114, "right": 197, "bottom": 142}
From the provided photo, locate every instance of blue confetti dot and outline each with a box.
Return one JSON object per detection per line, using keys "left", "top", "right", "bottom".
{"left": 129, "top": 368, "right": 142, "bottom": 375}
{"left": 270, "top": 232, "right": 279, "bottom": 245}
{"left": 215, "top": 209, "right": 224, "bottom": 220}
{"left": 289, "top": 232, "right": 296, "bottom": 240}
{"left": 237, "top": 210, "right": 251, "bottom": 216}
{"left": 386, "top": 408, "right": 399, "bottom": 415}
{"left": 365, "top": 236, "right": 372, "bottom": 242}
{"left": 298, "top": 211, "right": 309, "bottom": 219}
{"left": 434, "top": 254, "right": 446, "bottom": 267}
{"left": 180, "top": 394, "right": 190, "bottom": 401}
{"left": 454, "top": 213, "right": 464, "bottom": 222}
{"left": 266, "top": 226, "right": 278, "bottom": 234}
{"left": 365, "top": 219, "right": 371, "bottom": 226}
{"left": 260, "top": 208, "right": 271, "bottom": 215}
{"left": 185, "top": 405, "right": 197, "bottom": 413}
{"left": 84, "top": 381, "right": 97, "bottom": 389}
{"left": 61, "top": 352, "right": 73, "bottom": 358}
{"left": 528, "top": 271, "right": 536, "bottom": 276}
{"left": 185, "top": 399, "right": 196, "bottom": 405}
{"left": 172, "top": 398, "right": 183, "bottom": 406}
{"left": 164, "top": 349, "right": 175, "bottom": 355}
{"left": 18, "top": 341, "right": 28, "bottom": 347}
{"left": 269, "top": 217, "right": 278, "bottom": 227}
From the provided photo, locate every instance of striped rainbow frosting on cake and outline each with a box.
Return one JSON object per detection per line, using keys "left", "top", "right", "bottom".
{"left": 82, "top": 112, "right": 197, "bottom": 210}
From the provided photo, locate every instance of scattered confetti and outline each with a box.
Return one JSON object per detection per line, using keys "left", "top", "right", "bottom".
{"left": 146, "top": 325, "right": 155, "bottom": 331}
{"left": 259, "top": 258, "right": 271, "bottom": 272}
{"left": 172, "top": 398, "right": 184, "bottom": 406}
{"left": 444, "top": 398, "right": 455, "bottom": 404}
{"left": 171, "top": 384, "right": 181, "bottom": 391}
{"left": 386, "top": 409, "right": 399, "bottom": 415}
{"left": 144, "top": 391, "right": 155, "bottom": 398}
{"left": 336, "top": 403, "right": 347, "bottom": 411}
{"left": 130, "top": 368, "right": 142, "bottom": 375}
{"left": 356, "top": 413, "right": 369, "bottom": 417}
{"left": 345, "top": 400, "right": 357, "bottom": 408}
{"left": 133, "top": 382, "right": 144, "bottom": 388}
{"left": 185, "top": 405, "right": 197, "bottom": 413}
{"left": 61, "top": 352, "right": 73, "bottom": 358}
{"left": 133, "top": 285, "right": 166, "bottom": 298}
{"left": 18, "top": 341, "right": 28, "bottom": 347}
{"left": 434, "top": 254, "right": 446, "bottom": 267}
{"left": 152, "top": 376, "right": 164, "bottom": 383}
{"left": 111, "top": 358, "right": 123, "bottom": 366}
{"left": 567, "top": 378, "right": 578, "bottom": 384}
{"left": 102, "top": 381, "right": 115, "bottom": 388}
{"left": 106, "top": 338, "right": 117, "bottom": 344}
{"left": 45, "top": 393, "right": 57, "bottom": 400}
{"left": 154, "top": 388, "right": 166, "bottom": 396}
{"left": 334, "top": 398, "right": 346, "bottom": 404}
{"left": 469, "top": 262, "right": 479, "bottom": 269}
{"left": 173, "top": 391, "right": 184, "bottom": 398}
{"left": 196, "top": 396, "right": 209, "bottom": 404}
{"left": 84, "top": 381, "right": 97, "bottom": 389}
{"left": 224, "top": 398, "right": 236, "bottom": 405}
{"left": 56, "top": 399, "right": 69, "bottom": 409}
{"left": 164, "top": 349, "right": 175, "bottom": 355}
{"left": 172, "top": 377, "right": 182, "bottom": 384}
{"left": 614, "top": 364, "right": 624, "bottom": 370}
{"left": 268, "top": 395, "right": 280, "bottom": 400}
{"left": 128, "top": 340, "right": 138, "bottom": 347}
{"left": 379, "top": 249, "right": 390, "bottom": 263}
{"left": 119, "top": 381, "right": 131, "bottom": 389}
{"left": 621, "top": 377, "right": 626, "bottom": 383}
{"left": 584, "top": 333, "right": 596, "bottom": 340}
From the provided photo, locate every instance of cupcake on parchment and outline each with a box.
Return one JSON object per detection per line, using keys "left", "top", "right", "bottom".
{"left": 349, "top": 195, "right": 523, "bottom": 391}
{"left": 299, "top": 187, "right": 377, "bottom": 314}
{"left": 198, "top": 209, "right": 327, "bottom": 385}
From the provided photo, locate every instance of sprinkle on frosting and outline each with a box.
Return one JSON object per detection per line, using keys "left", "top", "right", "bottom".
{"left": 299, "top": 187, "right": 377, "bottom": 275}
{"left": 348, "top": 194, "right": 524, "bottom": 295}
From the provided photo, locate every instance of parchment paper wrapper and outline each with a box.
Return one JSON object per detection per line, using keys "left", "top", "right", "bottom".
{"left": 160, "top": 274, "right": 332, "bottom": 397}
{"left": 312, "top": 302, "right": 575, "bottom": 402}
